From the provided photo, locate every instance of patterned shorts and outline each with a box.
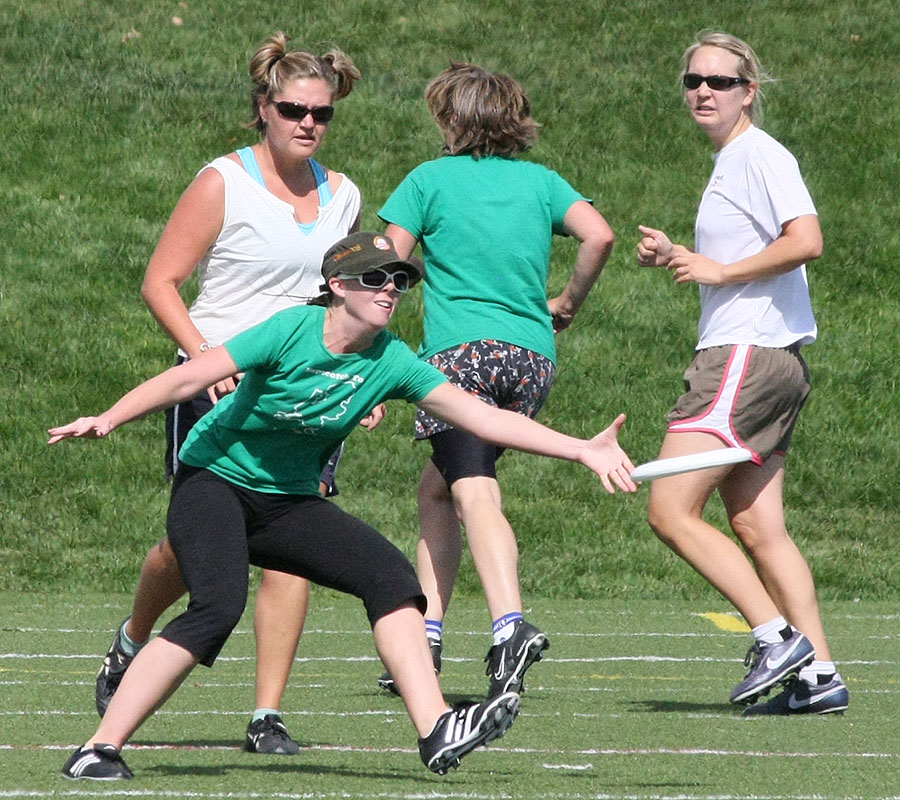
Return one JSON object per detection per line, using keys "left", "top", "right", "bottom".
{"left": 414, "top": 339, "right": 556, "bottom": 439}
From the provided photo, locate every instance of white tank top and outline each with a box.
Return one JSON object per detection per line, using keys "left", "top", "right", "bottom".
{"left": 185, "top": 155, "right": 361, "bottom": 350}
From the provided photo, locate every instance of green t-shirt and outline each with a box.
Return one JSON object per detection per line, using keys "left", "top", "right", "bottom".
{"left": 378, "top": 155, "right": 585, "bottom": 363}
{"left": 179, "top": 305, "right": 447, "bottom": 494}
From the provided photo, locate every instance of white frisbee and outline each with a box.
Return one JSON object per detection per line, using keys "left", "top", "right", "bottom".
{"left": 631, "top": 447, "right": 753, "bottom": 482}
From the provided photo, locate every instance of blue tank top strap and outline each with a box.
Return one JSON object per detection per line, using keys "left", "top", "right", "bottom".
{"left": 236, "top": 146, "right": 266, "bottom": 188}
{"left": 309, "top": 158, "right": 332, "bottom": 205}
{"left": 236, "top": 149, "right": 329, "bottom": 236}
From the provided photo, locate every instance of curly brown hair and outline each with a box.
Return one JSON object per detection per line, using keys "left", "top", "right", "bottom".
{"left": 425, "top": 62, "right": 539, "bottom": 158}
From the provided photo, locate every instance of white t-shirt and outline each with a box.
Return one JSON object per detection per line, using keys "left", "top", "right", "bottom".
{"left": 695, "top": 125, "right": 818, "bottom": 349}
{"left": 185, "top": 156, "right": 361, "bottom": 350}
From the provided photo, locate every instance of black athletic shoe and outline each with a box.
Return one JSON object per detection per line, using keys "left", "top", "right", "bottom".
{"left": 244, "top": 714, "right": 301, "bottom": 755}
{"left": 62, "top": 744, "right": 134, "bottom": 780}
{"left": 418, "top": 691, "right": 520, "bottom": 774}
{"left": 96, "top": 618, "right": 138, "bottom": 718}
{"left": 743, "top": 674, "right": 849, "bottom": 716}
{"left": 378, "top": 639, "right": 443, "bottom": 695}
{"left": 484, "top": 620, "right": 549, "bottom": 698}
{"left": 730, "top": 628, "right": 815, "bottom": 705}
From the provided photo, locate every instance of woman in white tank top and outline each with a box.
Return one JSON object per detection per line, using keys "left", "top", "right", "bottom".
{"left": 93, "top": 32, "right": 367, "bottom": 754}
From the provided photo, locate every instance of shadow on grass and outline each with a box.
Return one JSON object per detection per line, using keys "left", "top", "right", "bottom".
{"left": 142, "top": 761, "right": 431, "bottom": 780}
{"left": 626, "top": 699, "right": 736, "bottom": 714}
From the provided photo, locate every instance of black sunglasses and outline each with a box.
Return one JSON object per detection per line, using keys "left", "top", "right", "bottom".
{"left": 272, "top": 100, "right": 335, "bottom": 124}
{"left": 682, "top": 74, "right": 749, "bottom": 91}
{"left": 336, "top": 269, "right": 414, "bottom": 293}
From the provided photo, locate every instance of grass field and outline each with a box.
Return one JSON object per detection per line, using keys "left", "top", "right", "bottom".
{"left": 2, "top": 5, "right": 899, "bottom": 796}
{"left": 3, "top": 0, "right": 900, "bottom": 598}
{"left": 3, "top": 589, "right": 898, "bottom": 798}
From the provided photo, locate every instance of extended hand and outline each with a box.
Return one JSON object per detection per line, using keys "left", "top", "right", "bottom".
{"left": 580, "top": 414, "right": 637, "bottom": 494}
{"left": 47, "top": 416, "right": 113, "bottom": 445}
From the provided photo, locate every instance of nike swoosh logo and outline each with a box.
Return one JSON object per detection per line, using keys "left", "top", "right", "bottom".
{"left": 788, "top": 687, "right": 840, "bottom": 710}
{"left": 493, "top": 651, "right": 506, "bottom": 681}
{"left": 765, "top": 642, "right": 801, "bottom": 670}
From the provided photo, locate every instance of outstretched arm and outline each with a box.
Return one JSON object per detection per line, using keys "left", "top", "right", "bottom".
{"left": 417, "top": 383, "right": 636, "bottom": 494}
{"left": 47, "top": 347, "right": 239, "bottom": 444}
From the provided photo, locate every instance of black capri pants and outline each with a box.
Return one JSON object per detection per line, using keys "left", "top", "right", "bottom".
{"left": 160, "top": 466, "right": 425, "bottom": 667}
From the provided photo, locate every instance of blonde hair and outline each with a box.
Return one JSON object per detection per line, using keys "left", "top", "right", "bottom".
{"left": 682, "top": 31, "right": 773, "bottom": 124}
{"left": 248, "top": 32, "right": 360, "bottom": 133}
{"left": 425, "top": 62, "right": 539, "bottom": 158}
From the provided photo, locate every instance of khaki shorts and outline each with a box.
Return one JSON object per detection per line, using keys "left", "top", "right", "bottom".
{"left": 667, "top": 344, "right": 811, "bottom": 462}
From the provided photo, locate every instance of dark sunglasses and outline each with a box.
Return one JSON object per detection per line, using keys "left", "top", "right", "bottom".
{"left": 336, "top": 269, "right": 413, "bottom": 293}
{"left": 682, "top": 74, "right": 749, "bottom": 91}
{"left": 272, "top": 100, "right": 335, "bottom": 124}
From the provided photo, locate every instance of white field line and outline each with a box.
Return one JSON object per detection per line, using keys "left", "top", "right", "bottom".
{"left": 4, "top": 791, "right": 900, "bottom": 800}
{"left": 5, "top": 741, "right": 900, "bottom": 761}
{"left": 1, "top": 653, "right": 894, "bottom": 668}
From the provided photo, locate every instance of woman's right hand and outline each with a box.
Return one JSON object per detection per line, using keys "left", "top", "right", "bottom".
{"left": 48, "top": 416, "right": 113, "bottom": 444}
{"left": 637, "top": 225, "right": 675, "bottom": 267}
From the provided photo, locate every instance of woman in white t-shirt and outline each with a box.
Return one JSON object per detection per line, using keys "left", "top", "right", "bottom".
{"left": 637, "top": 32, "right": 847, "bottom": 716}
{"left": 94, "top": 33, "right": 364, "bottom": 753}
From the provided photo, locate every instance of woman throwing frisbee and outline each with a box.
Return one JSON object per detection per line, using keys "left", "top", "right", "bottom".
{"left": 51, "top": 232, "right": 636, "bottom": 780}
{"left": 637, "top": 32, "right": 847, "bottom": 715}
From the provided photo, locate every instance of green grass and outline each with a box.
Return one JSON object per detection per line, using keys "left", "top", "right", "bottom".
{"left": 2, "top": 590, "right": 897, "bottom": 798}
{"left": 2, "top": 0, "right": 900, "bottom": 599}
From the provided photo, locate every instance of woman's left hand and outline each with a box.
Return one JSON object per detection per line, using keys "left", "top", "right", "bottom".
{"left": 668, "top": 249, "right": 724, "bottom": 285}
{"left": 359, "top": 403, "right": 387, "bottom": 431}
{"left": 579, "top": 414, "right": 638, "bottom": 494}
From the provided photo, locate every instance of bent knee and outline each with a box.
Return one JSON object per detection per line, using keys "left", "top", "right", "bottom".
{"left": 647, "top": 496, "right": 694, "bottom": 547}
{"left": 449, "top": 475, "right": 501, "bottom": 509}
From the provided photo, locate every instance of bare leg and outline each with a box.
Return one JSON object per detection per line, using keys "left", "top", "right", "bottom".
{"left": 416, "top": 461, "right": 463, "bottom": 621}
{"left": 85, "top": 638, "right": 197, "bottom": 749}
{"left": 372, "top": 603, "right": 448, "bottom": 736}
{"left": 647, "top": 432, "right": 780, "bottom": 627}
{"left": 719, "top": 455, "right": 832, "bottom": 659}
{"left": 449, "top": 476, "right": 521, "bottom": 619}
{"left": 253, "top": 569, "right": 309, "bottom": 709}
{"left": 127, "top": 538, "right": 187, "bottom": 643}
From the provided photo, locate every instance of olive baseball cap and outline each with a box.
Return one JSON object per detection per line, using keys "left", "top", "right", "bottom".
{"left": 320, "top": 232, "right": 424, "bottom": 284}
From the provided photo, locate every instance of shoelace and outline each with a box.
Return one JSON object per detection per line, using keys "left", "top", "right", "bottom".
{"left": 742, "top": 641, "right": 763, "bottom": 669}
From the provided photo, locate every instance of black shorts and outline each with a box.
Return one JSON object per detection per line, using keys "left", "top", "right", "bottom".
{"left": 415, "top": 340, "right": 555, "bottom": 486}
{"left": 160, "top": 467, "right": 425, "bottom": 666}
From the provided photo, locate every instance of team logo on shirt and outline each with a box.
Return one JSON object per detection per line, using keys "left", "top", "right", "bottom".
{"left": 274, "top": 369, "right": 365, "bottom": 432}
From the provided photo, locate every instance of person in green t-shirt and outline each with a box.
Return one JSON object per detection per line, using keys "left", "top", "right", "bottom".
{"left": 50, "top": 232, "right": 635, "bottom": 782}
{"left": 377, "top": 62, "right": 617, "bottom": 697}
